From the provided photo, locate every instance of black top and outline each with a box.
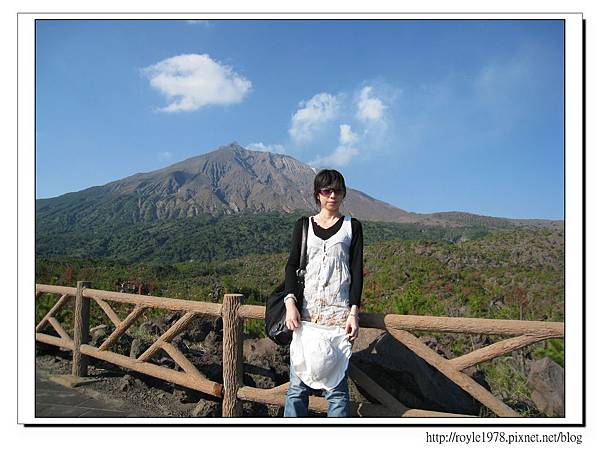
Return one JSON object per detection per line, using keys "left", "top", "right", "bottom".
{"left": 285, "top": 216, "right": 363, "bottom": 307}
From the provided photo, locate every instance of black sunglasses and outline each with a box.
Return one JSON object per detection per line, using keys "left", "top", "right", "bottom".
{"left": 319, "top": 188, "right": 343, "bottom": 196}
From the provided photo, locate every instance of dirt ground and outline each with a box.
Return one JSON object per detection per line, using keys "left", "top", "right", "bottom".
{"left": 35, "top": 345, "right": 294, "bottom": 418}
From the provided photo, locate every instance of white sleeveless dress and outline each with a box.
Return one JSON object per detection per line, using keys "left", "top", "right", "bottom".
{"left": 300, "top": 215, "right": 353, "bottom": 329}
{"left": 291, "top": 215, "right": 354, "bottom": 390}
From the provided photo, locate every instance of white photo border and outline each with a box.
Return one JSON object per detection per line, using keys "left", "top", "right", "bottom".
{"left": 18, "top": 11, "right": 583, "bottom": 426}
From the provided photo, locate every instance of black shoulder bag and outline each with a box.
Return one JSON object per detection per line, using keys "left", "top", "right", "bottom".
{"left": 265, "top": 216, "right": 309, "bottom": 346}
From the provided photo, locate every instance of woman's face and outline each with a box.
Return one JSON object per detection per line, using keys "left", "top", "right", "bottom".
{"left": 318, "top": 188, "right": 343, "bottom": 213}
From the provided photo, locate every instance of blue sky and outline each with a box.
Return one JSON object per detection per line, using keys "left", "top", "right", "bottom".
{"left": 35, "top": 19, "right": 564, "bottom": 219}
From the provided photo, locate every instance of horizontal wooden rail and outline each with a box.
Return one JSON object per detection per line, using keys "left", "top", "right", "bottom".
{"left": 365, "top": 314, "right": 564, "bottom": 337}
{"left": 82, "top": 288, "right": 222, "bottom": 317}
{"left": 36, "top": 284, "right": 78, "bottom": 296}
{"left": 238, "top": 304, "right": 564, "bottom": 337}
{"left": 238, "top": 304, "right": 266, "bottom": 320}
{"left": 36, "top": 332, "right": 75, "bottom": 350}
{"left": 38, "top": 286, "right": 564, "bottom": 338}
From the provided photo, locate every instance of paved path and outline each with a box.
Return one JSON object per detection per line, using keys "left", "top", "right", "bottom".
{"left": 36, "top": 370, "right": 134, "bottom": 418}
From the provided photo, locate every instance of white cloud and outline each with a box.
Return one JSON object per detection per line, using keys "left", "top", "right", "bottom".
{"left": 159, "top": 151, "right": 173, "bottom": 160}
{"left": 339, "top": 124, "right": 359, "bottom": 146}
{"left": 142, "top": 54, "right": 252, "bottom": 113}
{"left": 310, "top": 146, "right": 359, "bottom": 168}
{"left": 289, "top": 92, "right": 339, "bottom": 143}
{"left": 246, "top": 142, "right": 286, "bottom": 154}
{"left": 310, "top": 124, "right": 361, "bottom": 168}
{"left": 356, "top": 86, "right": 387, "bottom": 122}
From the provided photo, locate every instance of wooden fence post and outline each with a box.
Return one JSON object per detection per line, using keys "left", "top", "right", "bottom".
{"left": 222, "top": 293, "right": 244, "bottom": 417}
{"left": 72, "top": 281, "right": 91, "bottom": 377}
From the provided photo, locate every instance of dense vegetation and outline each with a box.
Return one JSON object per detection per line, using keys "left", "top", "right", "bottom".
{"left": 36, "top": 211, "right": 491, "bottom": 264}
{"left": 35, "top": 226, "right": 564, "bottom": 417}
{"left": 36, "top": 228, "right": 563, "bottom": 319}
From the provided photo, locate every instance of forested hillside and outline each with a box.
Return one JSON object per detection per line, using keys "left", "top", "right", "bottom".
{"left": 36, "top": 212, "right": 492, "bottom": 264}
{"left": 36, "top": 228, "right": 564, "bottom": 326}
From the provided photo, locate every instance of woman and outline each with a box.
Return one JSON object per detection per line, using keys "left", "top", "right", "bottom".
{"left": 283, "top": 169, "right": 363, "bottom": 417}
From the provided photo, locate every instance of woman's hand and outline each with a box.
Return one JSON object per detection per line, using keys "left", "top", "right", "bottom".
{"left": 345, "top": 311, "right": 360, "bottom": 341}
{"left": 285, "top": 297, "right": 301, "bottom": 331}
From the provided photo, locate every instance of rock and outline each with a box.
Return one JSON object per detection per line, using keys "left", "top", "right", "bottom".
{"left": 172, "top": 389, "right": 187, "bottom": 403}
{"left": 243, "top": 364, "right": 277, "bottom": 389}
{"left": 119, "top": 374, "right": 135, "bottom": 391}
{"left": 138, "top": 321, "right": 162, "bottom": 336}
{"left": 419, "top": 335, "right": 453, "bottom": 359}
{"left": 203, "top": 331, "right": 224, "bottom": 355}
{"left": 243, "top": 401, "right": 270, "bottom": 417}
{"left": 490, "top": 295, "right": 505, "bottom": 309}
{"left": 164, "top": 311, "right": 182, "bottom": 324}
{"left": 243, "top": 337, "right": 290, "bottom": 384}
{"left": 351, "top": 328, "right": 385, "bottom": 354}
{"left": 243, "top": 338, "right": 279, "bottom": 364}
{"left": 183, "top": 315, "right": 223, "bottom": 342}
{"left": 173, "top": 388, "right": 203, "bottom": 404}
{"left": 129, "top": 338, "right": 146, "bottom": 359}
{"left": 527, "top": 357, "right": 564, "bottom": 417}
{"left": 172, "top": 336, "right": 190, "bottom": 354}
{"left": 351, "top": 331, "right": 484, "bottom": 415}
{"left": 90, "top": 324, "right": 109, "bottom": 347}
{"left": 138, "top": 313, "right": 181, "bottom": 337}
{"left": 191, "top": 399, "right": 221, "bottom": 417}
{"left": 115, "top": 334, "right": 134, "bottom": 355}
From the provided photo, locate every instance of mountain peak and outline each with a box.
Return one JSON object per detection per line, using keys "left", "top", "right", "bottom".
{"left": 37, "top": 143, "right": 414, "bottom": 223}
{"left": 213, "top": 141, "right": 245, "bottom": 154}
{"left": 36, "top": 142, "right": 563, "bottom": 230}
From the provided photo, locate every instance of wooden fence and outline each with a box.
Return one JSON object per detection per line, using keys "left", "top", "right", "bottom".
{"left": 35, "top": 282, "right": 564, "bottom": 418}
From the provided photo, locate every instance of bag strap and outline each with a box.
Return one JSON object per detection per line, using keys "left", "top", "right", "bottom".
{"left": 296, "top": 216, "right": 309, "bottom": 279}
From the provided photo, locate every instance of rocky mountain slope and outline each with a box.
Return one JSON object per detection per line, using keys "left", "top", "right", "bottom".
{"left": 36, "top": 143, "right": 562, "bottom": 229}
{"left": 37, "top": 143, "right": 420, "bottom": 227}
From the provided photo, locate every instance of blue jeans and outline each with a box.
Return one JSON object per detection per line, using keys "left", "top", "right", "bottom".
{"left": 284, "top": 364, "right": 351, "bottom": 417}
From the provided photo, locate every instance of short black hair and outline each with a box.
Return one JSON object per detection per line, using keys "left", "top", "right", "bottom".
{"left": 313, "top": 169, "right": 347, "bottom": 206}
